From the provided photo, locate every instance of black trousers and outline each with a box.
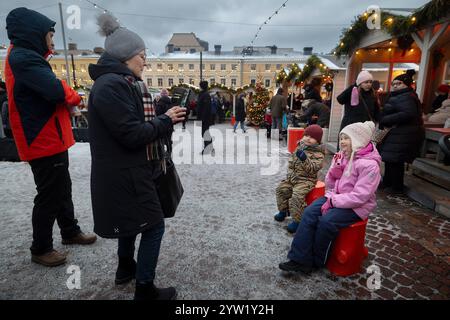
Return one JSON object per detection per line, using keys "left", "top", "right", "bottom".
{"left": 201, "top": 122, "right": 212, "bottom": 149}
{"left": 29, "top": 151, "right": 81, "bottom": 255}
{"left": 383, "top": 161, "right": 405, "bottom": 190}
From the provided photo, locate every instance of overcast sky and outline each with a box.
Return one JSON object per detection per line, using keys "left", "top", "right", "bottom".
{"left": 0, "top": 0, "right": 430, "bottom": 55}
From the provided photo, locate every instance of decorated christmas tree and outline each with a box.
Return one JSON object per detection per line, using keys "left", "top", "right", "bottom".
{"left": 247, "top": 80, "right": 270, "bottom": 126}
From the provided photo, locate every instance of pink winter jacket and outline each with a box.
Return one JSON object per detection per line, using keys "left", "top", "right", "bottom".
{"left": 325, "top": 143, "right": 381, "bottom": 220}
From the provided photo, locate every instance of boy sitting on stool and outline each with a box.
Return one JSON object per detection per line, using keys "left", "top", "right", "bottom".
{"left": 274, "top": 125, "right": 325, "bottom": 233}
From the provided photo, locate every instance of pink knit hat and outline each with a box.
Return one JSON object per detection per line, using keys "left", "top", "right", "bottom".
{"left": 351, "top": 71, "right": 374, "bottom": 106}
{"left": 356, "top": 70, "right": 373, "bottom": 86}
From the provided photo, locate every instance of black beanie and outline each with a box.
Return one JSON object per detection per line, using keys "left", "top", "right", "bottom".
{"left": 393, "top": 69, "right": 416, "bottom": 87}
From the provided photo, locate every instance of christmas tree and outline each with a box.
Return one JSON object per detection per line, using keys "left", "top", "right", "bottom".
{"left": 247, "top": 80, "right": 270, "bottom": 126}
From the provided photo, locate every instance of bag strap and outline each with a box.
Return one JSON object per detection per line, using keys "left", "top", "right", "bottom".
{"left": 359, "top": 92, "right": 374, "bottom": 122}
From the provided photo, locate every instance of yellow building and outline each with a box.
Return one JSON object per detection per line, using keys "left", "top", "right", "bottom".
{"left": 144, "top": 46, "right": 343, "bottom": 91}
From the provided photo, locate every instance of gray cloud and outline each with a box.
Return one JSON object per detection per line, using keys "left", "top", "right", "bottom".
{"left": 0, "top": 0, "right": 430, "bottom": 54}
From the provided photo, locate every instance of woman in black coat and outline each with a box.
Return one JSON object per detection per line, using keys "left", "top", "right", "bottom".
{"left": 337, "top": 71, "right": 380, "bottom": 130}
{"left": 378, "top": 70, "right": 424, "bottom": 194}
{"left": 88, "top": 13, "right": 185, "bottom": 300}
{"left": 233, "top": 93, "right": 247, "bottom": 133}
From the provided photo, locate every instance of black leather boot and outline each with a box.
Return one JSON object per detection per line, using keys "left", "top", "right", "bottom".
{"left": 134, "top": 282, "right": 177, "bottom": 300}
{"left": 115, "top": 257, "right": 136, "bottom": 285}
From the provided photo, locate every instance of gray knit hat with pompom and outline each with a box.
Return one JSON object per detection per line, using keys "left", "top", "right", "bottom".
{"left": 97, "top": 13, "right": 145, "bottom": 62}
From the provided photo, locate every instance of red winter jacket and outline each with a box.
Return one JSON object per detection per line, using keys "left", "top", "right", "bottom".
{"left": 5, "top": 8, "right": 80, "bottom": 161}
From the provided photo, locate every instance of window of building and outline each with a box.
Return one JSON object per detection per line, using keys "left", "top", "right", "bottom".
{"left": 189, "top": 64, "right": 195, "bottom": 70}
{"left": 190, "top": 49, "right": 196, "bottom": 53}
{"left": 158, "top": 78, "right": 163, "bottom": 86}
{"left": 179, "top": 78, "right": 184, "bottom": 84}
{"left": 51, "top": 64, "right": 57, "bottom": 70}
{"left": 250, "top": 64, "right": 256, "bottom": 71}
{"left": 221, "top": 64, "right": 226, "bottom": 71}
{"left": 167, "top": 64, "right": 173, "bottom": 71}
{"left": 250, "top": 79, "right": 256, "bottom": 86}
{"left": 168, "top": 78, "right": 174, "bottom": 86}
{"left": 220, "top": 78, "right": 226, "bottom": 85}
{"left": 147, "top": 78, "right": 152, "bottom": 87}
{"left": 265, "top": 64, "right": 271, "bottom": 72}
{"left": 201, "top": 64, "right": 205, "bottom": 70}
{"left": 189, "top": 78, "right": 195, "bottom": 85}
{"left": 231, "top": 64, "right": 238, "bottom": 71}
{"left": 276, "top": 64, "right": 282, "bottom": 70}
{"left": 210, "top": 78, "right": 215, "bottom": 85}
{"left": 210, "top": 64, "right": 215, "bottom": 71}
{"left": 178, "top": 64, "right": 184, "bottom": 71}
{"left": 146, "top": 64, "right": 151, "bottom": 71}
{"left": 231, "top": 78, "right": 237, "bottom": 86}
{"left": 265, "top": 79, "right": 271, "bottom": 87}
{"left": 157, "top": 64, "right": 163, "bottom": 71}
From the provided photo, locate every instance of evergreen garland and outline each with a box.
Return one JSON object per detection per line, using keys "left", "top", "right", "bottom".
{"left": 333, "top": 0, "right": 450, "bottom": 57}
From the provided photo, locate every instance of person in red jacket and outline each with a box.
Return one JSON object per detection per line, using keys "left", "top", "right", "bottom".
{"left": 5, "top": 7, "right": 96, "bottom": 267}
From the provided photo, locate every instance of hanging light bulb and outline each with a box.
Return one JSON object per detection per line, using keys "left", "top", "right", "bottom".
{"left": 411, "top": 16, "right": 416, "bottom": 22}
{"left": 388, "top": 48, "right": 392, "bottom": 52}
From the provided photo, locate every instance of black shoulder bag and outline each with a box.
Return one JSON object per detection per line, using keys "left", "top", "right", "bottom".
{"left": 155, "top": 159, "right": 184, "bottom": 218}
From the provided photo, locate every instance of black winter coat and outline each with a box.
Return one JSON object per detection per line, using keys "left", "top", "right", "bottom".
{"left": 299, "top": 100, "right": 330, "bottom": 127}
{"left": 378, "top": 87, "right": 425, "bottom": 163}
{"left": 197, "top": 90, "right": 211, "bottom": 124}
{"left": 337, "top": 85, "right": 380, "bottom": 130}
{"left": 88, "top": 52, "right": 173, "bottom": 238}
{"left": 235, "top": 97, "right": 246, "bottom": 122}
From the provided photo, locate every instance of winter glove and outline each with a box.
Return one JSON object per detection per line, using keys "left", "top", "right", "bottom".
{"left": 321, "top": 197, "right": 333, "bottom": 215}
{"left": 296, "top": 149, "right": 307, "bottom": 161}
{"left": 328, "top": 152, "right": 345, "bottom": 179}
{"left": 61, "top": 80, "right": 81, "bottom": 107}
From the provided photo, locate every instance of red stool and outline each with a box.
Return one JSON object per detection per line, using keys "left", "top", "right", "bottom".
{"left": 326, "top": 219, "right": 369, "bottom": 276}
{"left": 305, "top": 181, "right": 325, "bottom": 205}
{"left": 231, "top": 115, "right": 236, "bottom": 126}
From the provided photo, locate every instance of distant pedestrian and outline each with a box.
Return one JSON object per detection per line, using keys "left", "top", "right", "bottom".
{"left": 197, "top": 80, "right": 213, "bottom": 154}
{"left": 233, "top": 92, "right": 247, "bottom": 133}
{"left": 268, "top": 88, "right": 288, "bottom": 140}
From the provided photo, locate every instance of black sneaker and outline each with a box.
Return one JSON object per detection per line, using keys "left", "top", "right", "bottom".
{"left": 279, "top": 260, "right": 312, "bottom": 274}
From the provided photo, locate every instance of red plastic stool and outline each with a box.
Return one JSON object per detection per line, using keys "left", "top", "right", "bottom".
{"left": 305, "top": 181, "right": 325, "bottom": 205}
{"left": 326, "top": 219, "right": 369, "bottom": 276}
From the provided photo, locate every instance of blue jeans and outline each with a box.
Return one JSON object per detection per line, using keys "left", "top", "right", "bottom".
{"left": 287, "top": 197, "right": 361, "bottom": 268}
{"left": 233, "top": 121, "right": 246, "bottom": 131}
{"left": 272, "top": 117, "right": 282, "bottom": 130}
{"left": 117, "top": 220, "right": 165, "bottom": 284}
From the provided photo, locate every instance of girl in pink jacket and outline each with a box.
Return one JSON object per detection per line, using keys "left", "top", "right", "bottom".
{"left": 279, "top": 121, "right": 381, "bottom": 274}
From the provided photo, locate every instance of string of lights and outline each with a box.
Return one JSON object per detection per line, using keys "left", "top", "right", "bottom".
{"left": 79, "top": 3, "right": 346, "bottom": 28}
{"left": 249, "top": 0, "right": 289, "bottom": 47}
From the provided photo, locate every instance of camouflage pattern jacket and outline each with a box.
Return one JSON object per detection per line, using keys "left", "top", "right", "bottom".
{"left": 287, "top": 142, "right": 325, "bottom": 184}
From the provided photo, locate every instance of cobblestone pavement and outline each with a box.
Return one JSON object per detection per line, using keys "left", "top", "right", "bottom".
{"left": 0, "top": 123, "right": 449, "bottom": 300}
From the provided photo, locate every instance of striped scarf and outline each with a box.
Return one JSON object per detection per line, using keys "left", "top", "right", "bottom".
{"left": 124, "top": 76, "right": 169, "bottom": 169}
